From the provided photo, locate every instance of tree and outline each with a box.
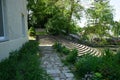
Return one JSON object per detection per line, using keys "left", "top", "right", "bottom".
{"left": 27, "top": 0, "right": 83, "bottom": 35}
{"left": 45, "top": 0, "right": 83, "bottom": 35}
{"left": 27, "top": 0, "right": 36, "bottom": 28}
{"left": 112, "top": 21, "right": 120, "bottom": 39}
{"left": 27, "top": 0, "right": 58, "bottom": 28}
{"left": 86, "top": 0, "right": 113, "bottom": 39}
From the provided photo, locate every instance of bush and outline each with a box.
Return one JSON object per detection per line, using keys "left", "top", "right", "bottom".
{"left": 53, "top": 42, "right": 120, "bottom": 79}
{"left": 75, "top": 54, "right": 101, "bottom": 76}
{"left": 53, "top": 42, "right": 63, "bottom": 52}
{"left": 101, "top": 49, "right": 114, "bottom": 60}
{"left": 115, "top": 49, "right": 120, "bottom": 63}
{"left": 99, "top": 38, "right": 108, "bottom": 45}
{"left": 53, "top": 42, "right": 77, "bottom": 63}
{"left": 92, "top": 72, "right": 103, "bottom": 80}
{"left": 0, "top": 40, "right": 52, "bottom": 80}
{"left": 53, "top": 42, "right": 70, "bottom": 55}
{"left": 99, "top": 60, "right": 120, "bottom": 80}
{"left": 98, "top": 49, "right": 120, "bottom": 80}
{"left": 75, "top": 49, "right": 120, "bottom": 79}
{"left": 19, "top": 40, "right": 39, "bottom": 55}
{"left": 29, "top": 27, "right": 36, "bottom": 36}
{"left": 66, "top": 49, "right": 78, "bottom": 64}
{"left": 53, "top": 42, "right": 61, "bottom": 49}
{"left": 61, "top": 46, "right": 70, "bottom": 55}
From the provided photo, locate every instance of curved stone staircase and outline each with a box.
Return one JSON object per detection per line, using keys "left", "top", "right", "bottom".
{"left": 71, "top": 42, "right": 101, "bottom": 56}
{"left": 55, "top": 37, "right": 101, "bottom": 56}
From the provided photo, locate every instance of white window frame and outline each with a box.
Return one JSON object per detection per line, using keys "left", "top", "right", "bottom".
{"left": 0, "top": 0, "right": 6, "bottom": 41}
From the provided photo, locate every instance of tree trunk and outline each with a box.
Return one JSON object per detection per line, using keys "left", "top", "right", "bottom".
{"left": 66, "top": 0, "right": 75, "bottom": 34}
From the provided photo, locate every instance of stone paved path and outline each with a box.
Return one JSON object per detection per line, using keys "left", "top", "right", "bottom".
{"left": 39, "top": 45, "right": 74, "bottom": 80}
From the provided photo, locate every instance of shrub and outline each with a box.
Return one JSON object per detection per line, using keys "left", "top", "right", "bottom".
{"left": 0, "top": 40, "right": 52, "bottom": 80}
{"left": 53, "top": 42, "right": 70, "bottom": 55}
{"left": 53, "top": 42, "right": 63, "bottom": 52}
{"left": 75, "top": 54, "right": 101, "bottom": 76}
{"left": 19, "top": 40, "right": 39, "bottom": 55}
{"left": 99, "top": 39, "right": 108, "bottom": 45}
{"left": 66, "top": 48, "right": 78, "bottom": 64}
{"left": 92, "top": 72, "right": 103, "bottom": 80}
{"left": 75, "top": 49, "right": 120, "bottom": 80}
{"left": 115, "top": 49, "right": 120, "bottom": 63}
{"left": 53, "top": 42, "right": 60, "bottom": 49}
{"left": 28, "top": 27, "right": 36, "bottom": 36}
{"left": 61, "top": 46, "right": 70, "bottom": 55}
{"left": 98, "top": 49, "right": 120, "bottom": 80}
{"left": 99, "top": 58, "right": 120, "bottom": 80}
{"left": 102, "top": 49, "right": 114, "bottom": 58}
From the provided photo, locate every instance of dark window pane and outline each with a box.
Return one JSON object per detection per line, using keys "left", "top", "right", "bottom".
{"left": 0, "top": 1, "right": 4, "bottom": 37}
{"left": 22, "top": 15, "right": 25, "bottom": 36}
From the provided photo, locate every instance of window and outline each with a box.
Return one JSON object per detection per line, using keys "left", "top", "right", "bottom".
{"left": 0, "top": 0, "right": 4, "bottom": 37}
{"left": 21, "top": 14, "right": 26, "bottom": 36}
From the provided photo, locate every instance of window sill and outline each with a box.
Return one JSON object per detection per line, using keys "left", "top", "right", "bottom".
{"left": 0, "top": 37, "right": 8, "bottom": 42}
{"left": 0, "top": 39, "right": 8, "bottom": 42}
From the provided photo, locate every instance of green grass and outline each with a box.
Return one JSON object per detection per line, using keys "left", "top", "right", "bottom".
{"left": 36, "top": 31, "right": 47, "bottom": 35}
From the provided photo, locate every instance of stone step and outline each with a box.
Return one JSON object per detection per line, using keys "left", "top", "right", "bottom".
{"left": 77, "top": 47, "right": 91, "bottom": 52}
{"left": 89, "top": 49, "right": 97, "bottom": 55}
{"left": 72, "top": 43, "right": 84, "bottom": 47}
{"left": 76, "top": 46, "right": 88, "bottom": 50}
{"left": 72, "top": 42, "right": 101, "bottom": 56}
{"left": 78, "top": 48, "right": 92, "bottom": 54}
{"left": 58, "top": 39, "right": 101, "bottom": 56}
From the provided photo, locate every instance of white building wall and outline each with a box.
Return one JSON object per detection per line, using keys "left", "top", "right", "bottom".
{"left": 0, "top": 0, "right": 28, "bottom": 60}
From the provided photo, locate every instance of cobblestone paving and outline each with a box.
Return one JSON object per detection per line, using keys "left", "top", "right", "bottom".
{"left": 40, "top": 45, "right": 75, "bottom": 80}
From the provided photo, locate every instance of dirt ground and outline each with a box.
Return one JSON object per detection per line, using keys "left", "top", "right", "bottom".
{"left": 38, "top": 35, "right": 57, "bottom": 45}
